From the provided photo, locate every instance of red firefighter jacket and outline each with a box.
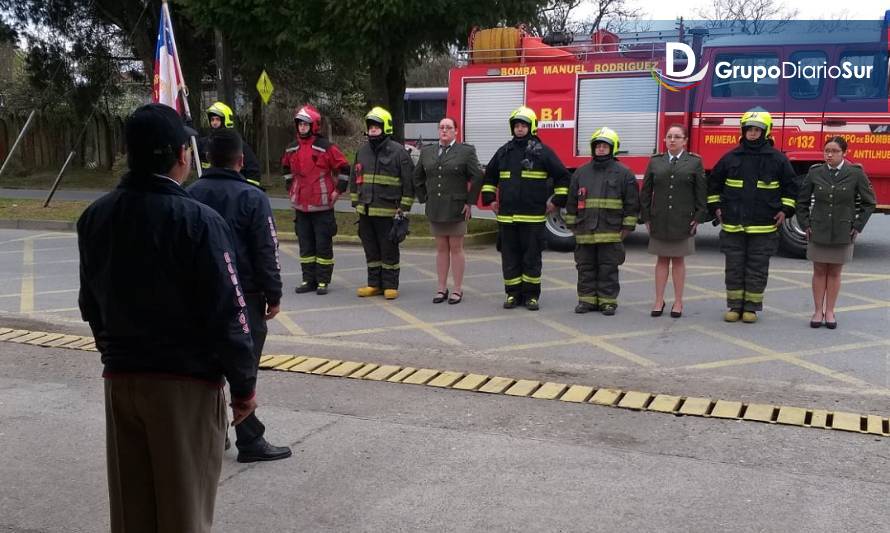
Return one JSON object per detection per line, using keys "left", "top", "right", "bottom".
{"left": 281, "top": 134, "right": 350, "bottom": 212}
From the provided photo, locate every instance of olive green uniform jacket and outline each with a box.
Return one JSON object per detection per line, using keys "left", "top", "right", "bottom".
{"left": 796, "top": 162, "right": 876, "bottom": 245}
{"left": 414, "top": 142, "right": 484, "bottom": 223}
{"left": 639, "top": 151, "right": 708, "bottom": 240}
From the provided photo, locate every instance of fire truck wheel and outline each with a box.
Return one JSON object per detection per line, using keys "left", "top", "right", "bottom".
{"left": 779, "top": 215, "right": 808, "bottom": 258}
{"left": 545, "top": 204, "right": 576, "bottom": 252}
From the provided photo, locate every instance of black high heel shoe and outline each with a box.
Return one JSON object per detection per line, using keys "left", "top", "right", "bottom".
{"left": 810, "top": 312, "right": 824, "bottom": 328}
{"left": 670, "top": 302, "right": 683, "bottom": 318}
{"left": 650, "top": 301, "right": 665, "bottom": 317}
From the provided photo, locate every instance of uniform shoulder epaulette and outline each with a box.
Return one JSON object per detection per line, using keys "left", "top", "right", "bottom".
{"left": 809, "top": 163, "right": 824, "bottom": 169}
{"left": 653, "top": 152, "right": 665, "bottom": 158}
{"left": 312, "top": 136, "right": 331, "bottom": 151}
{"left": 849, "top": 162, "right": 863, "bottom": 169}
{"left": 246, "top": 178, "right": 266, "bottom": 191}
{"left": 687, "top": 152, "right": 702, "bottom": 158}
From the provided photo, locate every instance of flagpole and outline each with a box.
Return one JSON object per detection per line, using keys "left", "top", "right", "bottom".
{"left": 162, "top": 0, "right": 202, "bottom": 177}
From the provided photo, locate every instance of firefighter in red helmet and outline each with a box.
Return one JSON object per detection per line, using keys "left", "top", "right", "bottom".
{"left": 281, "top": 104, "right": 350, "bottom": 295}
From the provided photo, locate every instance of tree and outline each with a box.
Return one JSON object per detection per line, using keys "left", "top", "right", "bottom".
{"left": 1, "top": 0, "right": 214, "bottom": 119}
{"left": 529, "top": 0, "right": 585, "bottom": 37}
{"left": 182, "top": 0, "right": 548, "bottom": 141}
{"left": 696, "top": 0, "right": 798, "bottom": 34}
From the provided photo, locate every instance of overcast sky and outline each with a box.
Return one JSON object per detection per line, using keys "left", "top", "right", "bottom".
{"left": 585, "top": 0, "right": 887, "bottom": 21}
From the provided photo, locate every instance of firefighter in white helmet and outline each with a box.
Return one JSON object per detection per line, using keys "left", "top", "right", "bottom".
{"left": 564, "top": 127, "right": 639, "bottom": 315}
{"left": 707, "top": 108, "right": 798, "bottom": 323}
{"left": 480, "top": 106, "right": 570, "bottom": 311}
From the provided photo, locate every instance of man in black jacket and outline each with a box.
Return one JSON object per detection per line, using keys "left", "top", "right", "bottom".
{"left": 77, "top": 104, "right": 257, "bottom": 533}
{"left": 188, "top": 129, "right": 291, "bottom": 463}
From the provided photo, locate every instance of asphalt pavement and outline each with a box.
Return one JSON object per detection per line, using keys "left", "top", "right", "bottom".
{"left": 0, "top": 201, "right": 888, "bottom": 531}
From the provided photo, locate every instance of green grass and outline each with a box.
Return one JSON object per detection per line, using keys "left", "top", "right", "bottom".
{"left": 0, "top": 198, "right": 497, "bottom": 238}
{"left": 4, "top": 147, "right": 357, "bottom": 198}
{"left": 0, "top": 198, "right": 90, "bottom": 221}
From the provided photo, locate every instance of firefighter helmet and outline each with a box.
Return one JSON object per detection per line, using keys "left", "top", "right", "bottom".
{"left": 590, "top": 127, "right": 620, "bottom": 156}
{"left": 294, "top": 104, "right": 321, "bottom": 135}
{"left": 206, "top": 102, "right": 234, "bottom": 129}
{"left": 740, "top": 108, "right": 772, "bottom": 138}
{"left": 509, "top": 106, "right": 537, "bottom": 136}
{"left": 365, "top": 106, "right": 393, "bottom": 135}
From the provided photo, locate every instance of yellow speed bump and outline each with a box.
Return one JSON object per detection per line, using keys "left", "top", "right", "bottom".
{"left": 4, "top": 326, "right": 889, "bottom": 439}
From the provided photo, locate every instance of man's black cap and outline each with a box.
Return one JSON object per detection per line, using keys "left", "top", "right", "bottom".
{"left": 125, "top": 104, "right": 198, "bottom": 165}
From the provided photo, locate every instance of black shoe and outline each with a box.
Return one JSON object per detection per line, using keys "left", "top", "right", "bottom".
{"left": 295, "top": 282, "right": 316, "bottom": 294}
{"left": 670, "top": 302, "right": 683, "bottom": 318}
{"left": 316, "top": 283, "right": 329, "bottom": 295}
{"left": 525, "top": 298, "right": 539, "bottom": 311}
{"left": 503, "top": 295, "right": 519, "bottom": 309}
{"left": 600, "top": 303, "right": 617, "bottom": 316}
{"left": 575, "top": 302, "right": 596, "bottom": 314}
{"left": 651, "top": 301, "right": 665, "bottom": 317}
{"left": 236, "top": 439, "right": 293, "bottom": 463}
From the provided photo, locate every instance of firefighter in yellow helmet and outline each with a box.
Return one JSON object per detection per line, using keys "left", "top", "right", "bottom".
{"left": 707, "top": 108, "right": 798, "bottom": 323}
{"left": 564, "top": 127, "right": 639, "bottom": 315}
{"left": 480, "top": 106, "right": 570, "bottom": 311}
{"left": 349, "top": 106, "right": 415, "bottom": 299}
{"left": 198, "top": 101, "right": 262, "bottom": 183}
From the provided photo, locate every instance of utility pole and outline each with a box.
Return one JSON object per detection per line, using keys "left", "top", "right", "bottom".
{"left": 214, "top": 29, "right": 235, "bottom": 108}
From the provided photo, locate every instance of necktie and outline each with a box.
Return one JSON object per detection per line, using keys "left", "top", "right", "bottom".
{"left": 830, "top": 167, "right": 839, "bottom": 177}
{"left": 670, "top": 156, "right": 677, "bottom": 165}
{"left": 438, "top": 145, "right": 449, "bottom": 159}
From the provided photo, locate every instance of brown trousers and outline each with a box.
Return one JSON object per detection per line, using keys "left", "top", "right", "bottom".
{"left": 105, "top": 376, "right": 227, "bottom": 533}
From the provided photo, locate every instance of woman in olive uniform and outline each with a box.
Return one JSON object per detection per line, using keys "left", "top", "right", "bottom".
{"left": 797, "top": 136, "right": 876, "bottom": 329}
{"left": 414, "top": 117, "right": 483, "bottom": 304}
{"left": 640, "top": 124, "right": 707, "bottom": 318}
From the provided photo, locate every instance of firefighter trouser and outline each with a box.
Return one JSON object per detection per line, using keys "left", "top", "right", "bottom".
{"left": 358, "top": 213, "right": 400, "bottom": 289}
{"left": 719, "top": 230, "right": 779, "bottom": 312}
{"left": 294, "top": 209, "right": 337, "bottom": 285}
{"left": 499, "top": 222, "right": 545, "bottom": 300}
{"left": 574, "top": 242, "right": 625, "bottom": 307}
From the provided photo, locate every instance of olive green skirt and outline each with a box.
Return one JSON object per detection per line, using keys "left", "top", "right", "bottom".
{"left": 430, "top": 220, "right": 467, "bottom": 237}
{"left": 647, "top": 236, "right": 695, "bottom": 257}
{"left": 807, "top": 242, "right": 853, "bottom": 264}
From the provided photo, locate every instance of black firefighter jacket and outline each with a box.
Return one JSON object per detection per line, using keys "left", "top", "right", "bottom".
{"left": 350, "top": 137, "right": 415, "bottom": 217}
{"left": 77, "top": 173, "right": 257, "bottom": 399}
{"left": 481, "top": 136, "right": 570, "bottom": 223}
{"left": 565, "top": 157, "right": 640, "bottom": 243}
{"left": 198, "top": 134, "right": 262, "bottom": 181}
{"left": 707, "top": 141, "right": 798, "bottom": 234}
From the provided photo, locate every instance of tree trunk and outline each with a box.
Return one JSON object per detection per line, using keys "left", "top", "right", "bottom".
{"left": 367, "top": 49, "right": 407, "bottom": 142}
{"left": 214, "top": 28, "right": 235, "bottom": 109}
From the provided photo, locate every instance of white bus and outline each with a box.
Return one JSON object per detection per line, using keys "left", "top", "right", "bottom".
{"left": 404, "top": 87, "right": 447, "bottom": 146}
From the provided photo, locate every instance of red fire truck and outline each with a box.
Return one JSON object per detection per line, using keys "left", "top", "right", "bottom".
{"left": 446, "top": 19, "right": 890, "bottom": 255}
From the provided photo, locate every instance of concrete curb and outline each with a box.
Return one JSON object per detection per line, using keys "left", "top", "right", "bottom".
{"left": 0, "top": 219, "right": 498, "bottom": 249}
{"left": 0, "top": 219, "right": 77, "bottom": 231}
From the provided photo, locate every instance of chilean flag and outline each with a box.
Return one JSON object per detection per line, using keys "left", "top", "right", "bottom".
{"left": 152, "top": 6, "right": 182, "bottom": 112}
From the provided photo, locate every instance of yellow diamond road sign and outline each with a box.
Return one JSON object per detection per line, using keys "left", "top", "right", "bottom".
{"left": 256, "top": 70, "right": 274, "bottom": 105}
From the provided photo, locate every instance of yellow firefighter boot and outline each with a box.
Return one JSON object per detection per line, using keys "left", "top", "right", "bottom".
{"left": 356, "top": 286, "right": 382, "bottom": 297}
{"left": 742, "top": 311, "right": 758, "bottom": 323}
{"left": 724, "top": 309, "right": 741, "bottom": 322}
{"left": 384, "top": 289, "right": 399, "bottom": 300}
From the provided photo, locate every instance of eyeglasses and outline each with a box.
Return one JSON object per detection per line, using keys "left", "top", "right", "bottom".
{"left": 823, "top": 149, "right": 843, "bottom": 154}
{"left": 665, "top": 135, "right": 685, "bottom": 140}
{"left": 438, "top": 125, "right": 455, "bottom": 130}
